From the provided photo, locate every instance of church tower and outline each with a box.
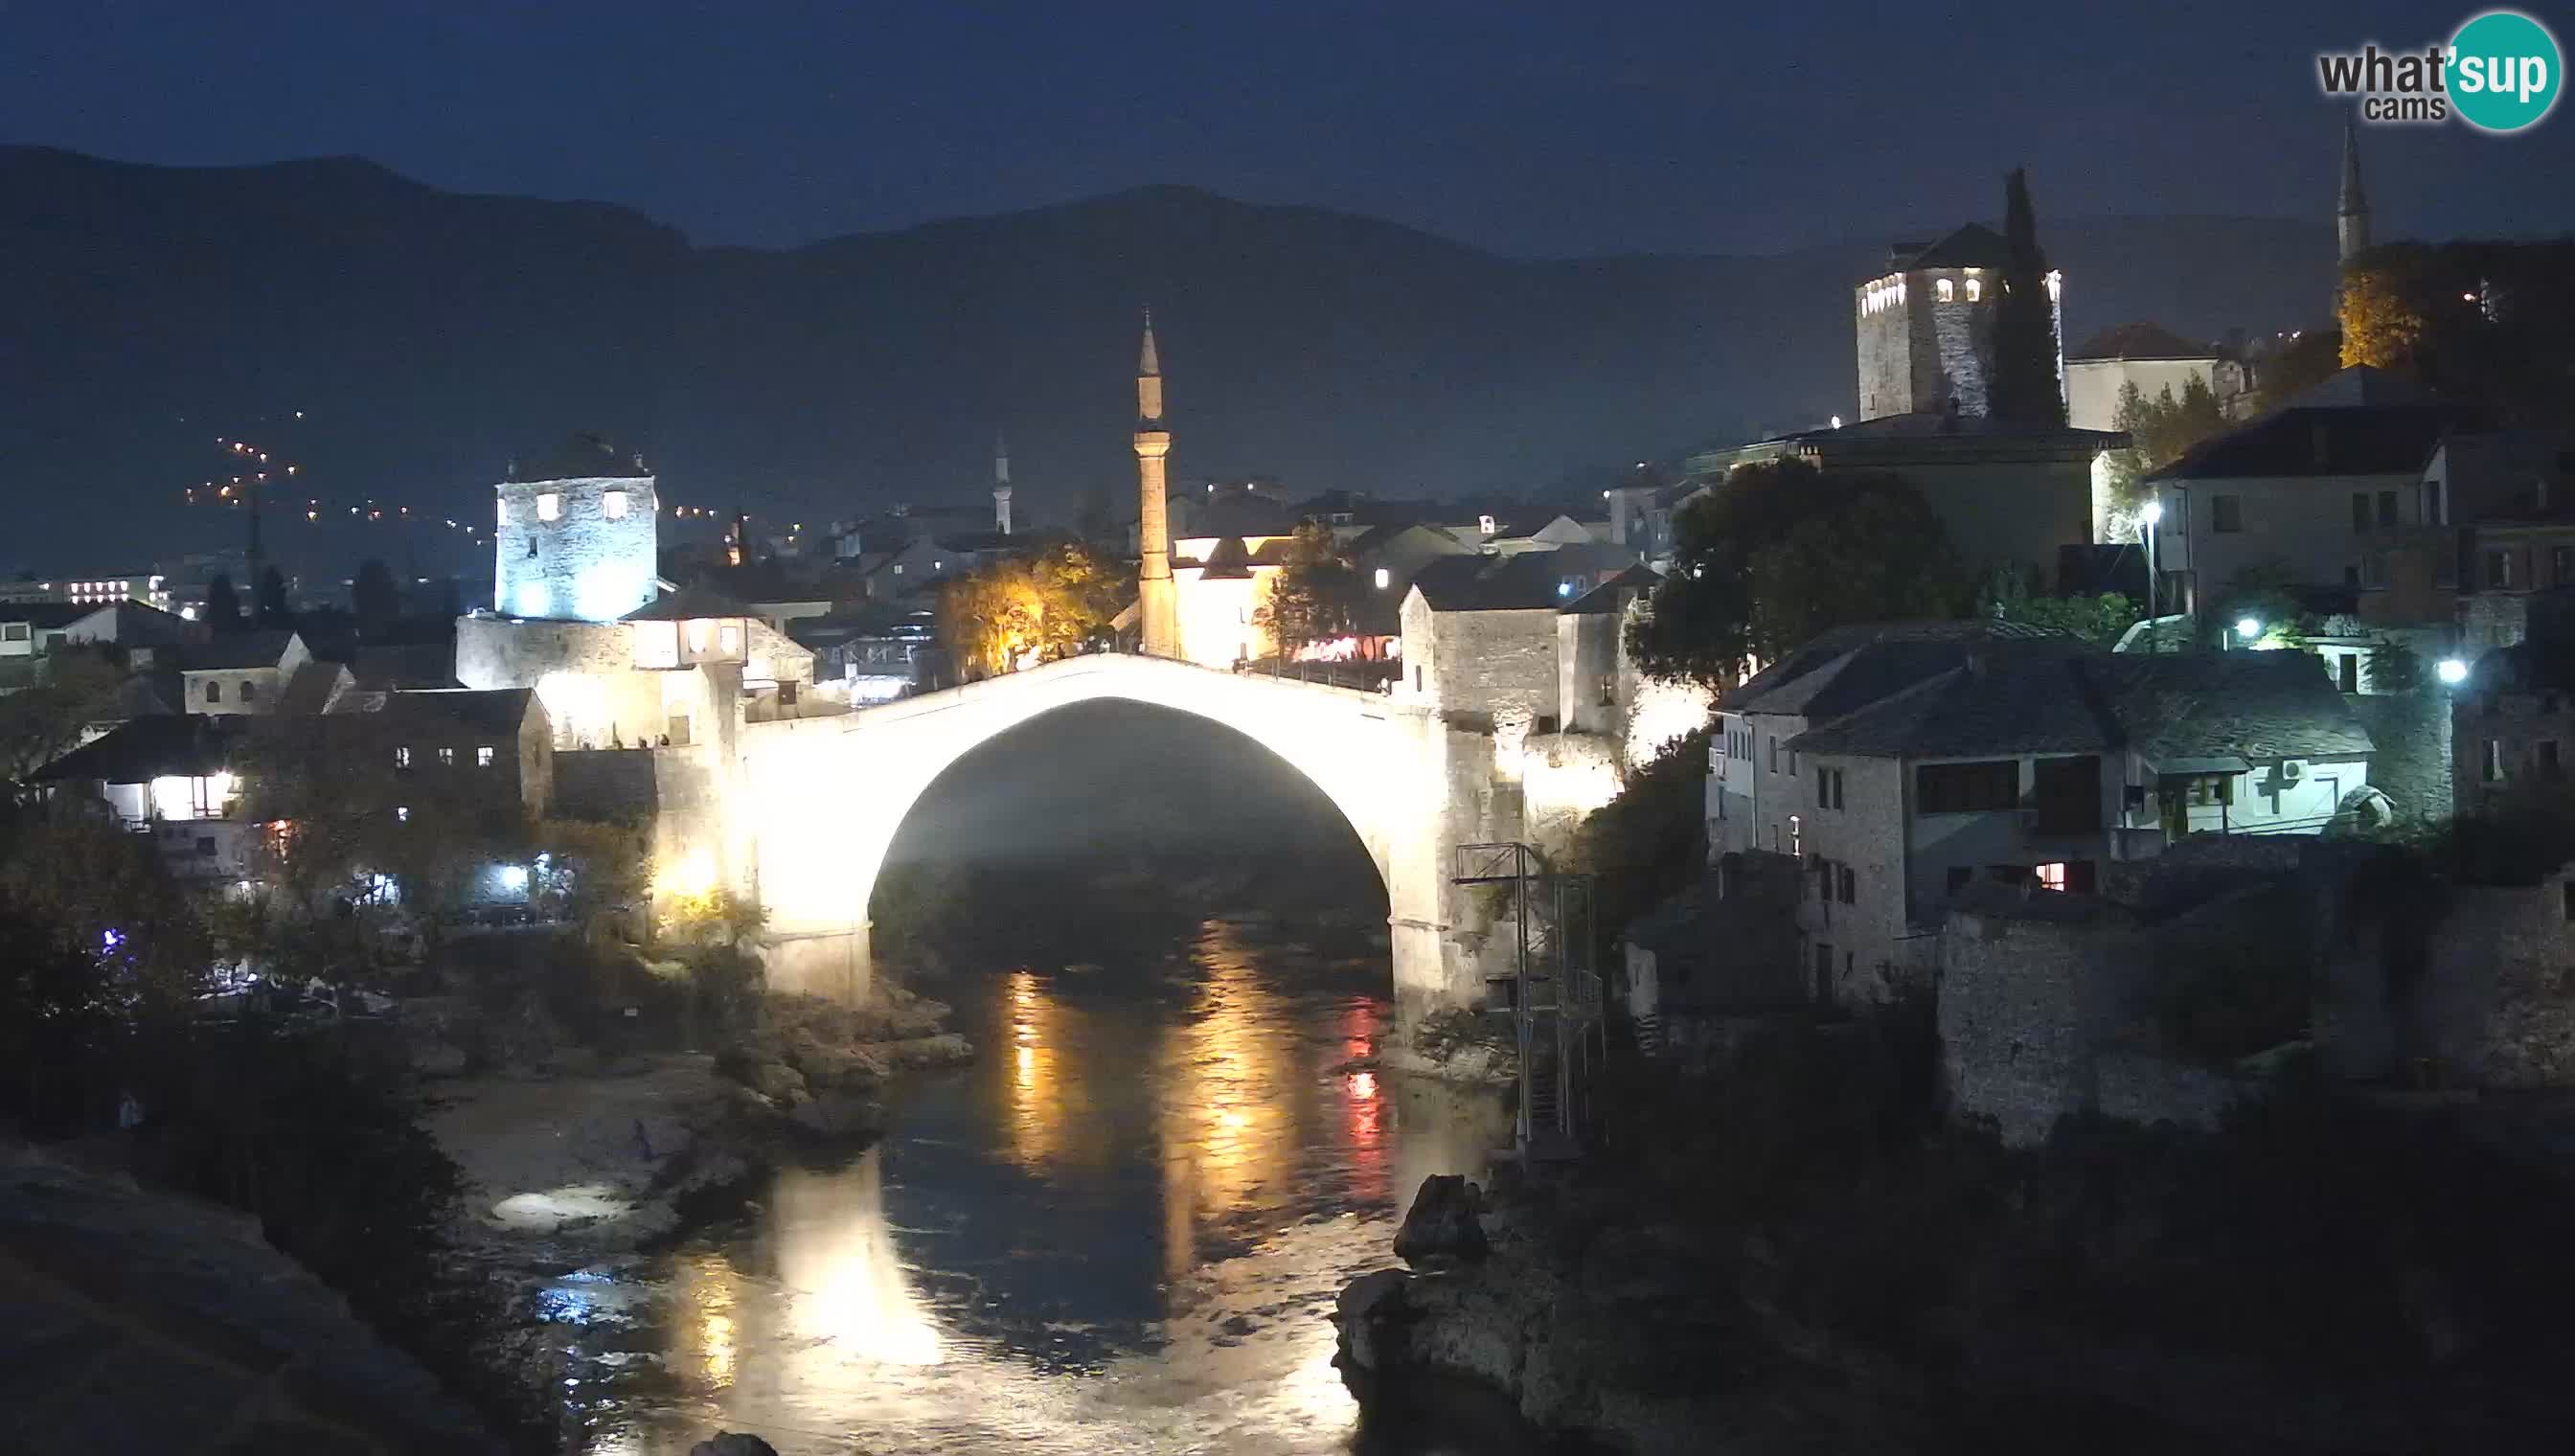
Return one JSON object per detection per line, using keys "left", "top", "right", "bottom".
{"left": 1133, "top": 311, "right": 1179, "bottom": 658}
{"left": 2336, "top": 119, "right": 2371, "bottom": 266}
{"left": 992, "top": 432, "right": 1014, "bottom": 535}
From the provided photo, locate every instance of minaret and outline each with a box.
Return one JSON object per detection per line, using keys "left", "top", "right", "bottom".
{"left": 991, "top": 432, "right": 1014, "bottom": 535}
{"left": 1133, "top": 310, "right": 1180, "bottom": 658}
{"left": 2336, "top": 119, "right": 2371, "bottom": 266}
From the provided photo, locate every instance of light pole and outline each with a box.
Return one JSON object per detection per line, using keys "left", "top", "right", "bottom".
{"left": 2140, "top": 499, "right": 2163, "bottom": 649}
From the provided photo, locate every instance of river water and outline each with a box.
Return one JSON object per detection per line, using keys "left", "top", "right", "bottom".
{"left": 548, "top": 905, "right": 1519, "bottom": 1456}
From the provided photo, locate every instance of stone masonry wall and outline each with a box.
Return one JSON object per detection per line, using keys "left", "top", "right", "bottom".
{"left": 2413, "top": 878, "right": 2575, "bottom": 1087}
{"left": 494, "top": 473, "right": 658, "bottom": 623}
{"left": 2349, "top": 690, "right": 2452, "bottom": 824}
{"left": 1939, "top": 906, "right": 2116, "bottom": 1146}
{"left": 1429, "top": 608, "right": 1561, "bottom": 729}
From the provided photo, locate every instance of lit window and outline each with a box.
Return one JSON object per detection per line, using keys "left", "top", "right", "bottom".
{"left": 2036, "top": 862, "right": 2068, "bottom": 892}
{"left": 893, "top": 564, "right": 904, "bottom": 575}
{"left": 1966, "top": 278, "right": 1983, "bottom": 302}
{"left": 2045, "top": 270, "right": 2062, "bottom": 303}
{"left": 394, "top": 746, "right": 411, "bottom": 768}
{"left": 604, "top": 489, "right": 628, "bottom": 520}
{"left": 477, "top": 745, "right": 495, "bottom": 767}
{"left": 718, "top": 624, "right": 740, "bottom": 654}
{"left": 437, "top": 746, "right": 455, "bottom": 765}
{"left": 934, "top": 560, "right": 944, "bottom": 570}
{"left": 686, "top": 619, "right": 710, "bottom": 652}
{"left": 536, "top": 492, "right": 562, "bottom": 521}
{"left": 397, "top": 806, "right": 411, "bottom": 824}
{"left": 1375, "top": 567, "right": 1391, "bottom": 590}
{"left": 1936, "top": 278, "right": 1954, "bottom": 303}
{"left": 497, "top": 499, "right": 510, "bottom": 526}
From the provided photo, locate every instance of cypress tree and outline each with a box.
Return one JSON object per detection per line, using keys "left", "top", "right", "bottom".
{"left": 1991, "top": 167, "right": 2065, "bottom": 427}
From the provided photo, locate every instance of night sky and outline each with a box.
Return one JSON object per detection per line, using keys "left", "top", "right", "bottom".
{"left": 6, "top": 0, "right": 2570, "bottom": 256}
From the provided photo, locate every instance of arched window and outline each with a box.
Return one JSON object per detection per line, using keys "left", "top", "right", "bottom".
{"left": 239, "top": 680, "right": 257, "bottom": 702}
{"left": 1936, "top": 278, "right": 1955, "bottom": 303}
{"left": 1966, "top": 278, "right": 1983, "bottom": 302}
{"left": 204, "top": 680, "right": 221, "bottom": 703}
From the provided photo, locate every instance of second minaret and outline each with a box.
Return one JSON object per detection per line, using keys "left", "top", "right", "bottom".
{"left": 1133, "top": 311, "right": 1179, "bottom": 658}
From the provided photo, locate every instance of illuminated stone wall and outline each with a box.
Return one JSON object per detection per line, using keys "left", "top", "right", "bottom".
{"left": 494, "top": 472, "right": 659, "bottom": 623}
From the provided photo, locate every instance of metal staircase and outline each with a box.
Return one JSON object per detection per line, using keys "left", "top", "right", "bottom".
{"left": 1454, "top": 842, "right": 1604, "bottom": 1162}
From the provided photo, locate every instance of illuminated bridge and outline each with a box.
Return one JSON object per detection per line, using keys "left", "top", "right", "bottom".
{"left": 734, "top": 651, "right": 1563, "bottom": 1028}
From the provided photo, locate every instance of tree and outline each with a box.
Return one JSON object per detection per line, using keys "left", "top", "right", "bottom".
{"left": 2117, "top": 377, "right": 2225, "bottom": 469}
{"left": 936, "top": 540, "right": 1128, "bottom": 677}
{"left": 2339, "top": 256, "right": 2428, "bottom": 370}
{"left": 203, "top": 573, "right": 243, "bottom": 634}
{"left": 1744, "top": 488, "right": 1967, "bottom": 660}
{"left": 0, "top": 648, "right": 128, "bottom": 798}
{"left": 1988, "top": 167, "right": 2065, "bottom": 427}
{"left": 351, "top": 558, "right": 399, "bottom": 641}
{"left": 1253, "top": 521, "right": 1367, "bottom": 657}
{"left": 2251, "top": 328, "right": 2344, "bottom": 416}
{"left": 1981, "top": 572, "right": 2141, "bottom": 648}
{"left": 2365, "top": 635, "right": 2427, "bottom": 695}
{"left": 255, "top": 565, "right": 291, "bottom": 626}
{"left": 1629, "top": 460, "right": 1966, "bottom": 686}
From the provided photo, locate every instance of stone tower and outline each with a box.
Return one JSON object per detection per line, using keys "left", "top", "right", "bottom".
{"left": 1853, "top": 224, "right": 2061, "bottom": 422}
{"left": 1133, "top": 312, "right": 1179, "bottom": 658}
{"left": 2336, "top": 119, "right": 2371, "bottom": 266}
{"left": 992, "top": 432, "right": 1014, "bottom": 536}
{"left": 493, "top": 432, "right": 658, "bottom": 622}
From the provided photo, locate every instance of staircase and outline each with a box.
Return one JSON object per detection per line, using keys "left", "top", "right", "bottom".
{"left": 1455, "top": 842, "right": 1603, "bottom": 1162}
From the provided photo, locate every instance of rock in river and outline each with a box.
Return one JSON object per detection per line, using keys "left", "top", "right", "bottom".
{"left": 1392, "top": 1173, "right": 1488, "bottom": 1267}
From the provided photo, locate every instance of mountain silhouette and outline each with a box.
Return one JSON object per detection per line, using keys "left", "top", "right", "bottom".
{"left": 0, "top": 146, "right": 2334, "bottom": 570}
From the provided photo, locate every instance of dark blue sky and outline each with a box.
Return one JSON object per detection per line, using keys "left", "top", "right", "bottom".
{"left": 4, "top": 0, "right": 2567, "bottom": 254}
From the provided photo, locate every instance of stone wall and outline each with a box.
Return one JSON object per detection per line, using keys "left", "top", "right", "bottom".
{"left": 2412, "top": 878, "right": 2575, "bottom": 1087}
{"left": 1938, "top": 902, "right": 2127, "bottom": 1146}
{"left": 1426, "top": 607, "right": 1561, "bottom": 729}
{"left": 2449, "top": 685, "right": 2573, "bottom": 820}
{"left": 494, "top": 473, "right": 657, "bottom": 623}
{"left": 2350, "top": 690, "right": 2452, "bottom": 824}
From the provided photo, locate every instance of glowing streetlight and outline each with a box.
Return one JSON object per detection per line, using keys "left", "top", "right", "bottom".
{"left": 2235, "top": 617, "right": 2262, "bottom": 640}
{"left": 2437, "top": 657, "right": 2470, "bottom": 686}
{"left": 2141, "top": 500, "right": 2163, "bottom": 526}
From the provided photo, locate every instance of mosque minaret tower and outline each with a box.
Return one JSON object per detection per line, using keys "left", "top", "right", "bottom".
{"left": 1133, "top": 311, "right": 1179, "bottom": 658}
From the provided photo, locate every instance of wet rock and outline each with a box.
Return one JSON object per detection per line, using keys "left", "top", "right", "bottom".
{"left": 689, "top": 1434, "right": 779, "bottom": 1456}
{"left": 780, "top": 1028, "right": 889, "bottom": 1092}
{"left": 1334, "top": 1268, "right": 1411, "bottom": 1373}
{"left": 788, "top": 1090, "right": 884, "bottom": 1142}
{"left": 886, "top": 1032, "right": 974, "bottom": 1070}
{"left": 1393, "top": 1174, "right": 1488, "bottom": 1268}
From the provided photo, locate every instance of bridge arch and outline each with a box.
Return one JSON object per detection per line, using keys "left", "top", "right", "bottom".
{"left": 736, "top": 654, "right": 1467, "bottom": 1018}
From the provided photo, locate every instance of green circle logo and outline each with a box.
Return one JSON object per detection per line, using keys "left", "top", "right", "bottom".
{"left": 2451, "top": 10, "right": 2562, "bottom": 132}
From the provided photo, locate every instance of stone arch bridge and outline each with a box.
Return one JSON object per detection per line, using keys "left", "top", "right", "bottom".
{"left": 727, "top": 652, "right": 1599, "bottom": 1028}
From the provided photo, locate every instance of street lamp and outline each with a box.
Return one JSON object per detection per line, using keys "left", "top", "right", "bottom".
{"left": 2235, "top": 616, "right": 2262, "bottom": 641}
{"left": 2437, "top": 657, "right": 2470, "bottom": 686}
{"left": 2140, "top": 500, "right": 2164, "bottom": 648}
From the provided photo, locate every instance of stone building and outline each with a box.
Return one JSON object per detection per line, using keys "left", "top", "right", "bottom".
{"left": 2062, "top": 323, "right": 2225, "bottom": 434}
{"left": 492, "top": 433, "right": 658, "bottom": 625}
{"left": 1854, "top": 223, "right": 2062, "bottom": 422}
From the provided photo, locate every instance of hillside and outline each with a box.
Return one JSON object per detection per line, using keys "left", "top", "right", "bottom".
{"left": 0, "top": 147, "right": 2334, "bottom": 571}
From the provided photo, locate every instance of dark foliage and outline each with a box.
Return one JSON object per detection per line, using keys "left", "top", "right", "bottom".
{"left": 1989, "top": 167, "right": 2066, "bottom": 427}
{"left": 202, "top": 572, "right": 244, "bottom": 634}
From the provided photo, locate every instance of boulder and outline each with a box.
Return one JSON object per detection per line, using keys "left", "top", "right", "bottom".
{"left": 689, "top": 1435, "right": 779, "bottom": 1456}
{"left": 885, "top": 1033, "right": 974, "bottom": 1070}
{"left": 744, "top": 1059, "right": 809, "bottom": 1105}
{"left": 780, "top": 1028, "right": 890, "bottom": 1092}
{"left": 788, "top": 1090, "right": 885, "bottom": 1142}
{"left": 1392, "top": 1173, "right": 1488, "bottom": 1267}
{"left": 1333, "top": 1267, "right": 1411, "bottom": 1373}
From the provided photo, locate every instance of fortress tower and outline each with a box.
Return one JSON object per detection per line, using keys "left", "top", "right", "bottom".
{"left": 1854, "top": 224, "right": 2062, "bottom": 421}
{"left": 493, "top": 432, "right": 658, "bottom": 623}
{"left": 1133, "top": 313, "right": 1179, "bottom": 658}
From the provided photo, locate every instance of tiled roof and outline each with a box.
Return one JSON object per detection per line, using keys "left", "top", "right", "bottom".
{"left": 1408, "top": 552, "right": 1572, "bottom": 611}
{"left": 35, "top": 714, "right": 242, "bottom": 784}
{"left": 2068, "top": 323, "right": 2219, "bottom": 362}
{"left": 176, "top": 629, "right": 298, "bottom": 672}
{"left": 621, "top": 584, "right": 755, "bottom": 623}
{"left": 1788, "top": 648, "right": 2371, "bottom": 762}
{"left": 2148, "top": 399, "right": 2492, "bottom": 482}
{"left": 1561, "top": 564, "right": 1661, "bottom": 615}
{"left": 1728, "top": 620, "right": 2079, "bottom": 718}
{"left": 1890, "top": 223, "right": 2012, "bottom": 272}
{"left": 509, "top": 433, "right": 649, "bottom": 482}
{"left": 361, "top": 687, "right": 539, "bottom": 738}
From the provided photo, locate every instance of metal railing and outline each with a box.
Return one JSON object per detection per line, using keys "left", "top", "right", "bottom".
{"left": 1455, "top": 841, "right": 1604, "bottom": 1161}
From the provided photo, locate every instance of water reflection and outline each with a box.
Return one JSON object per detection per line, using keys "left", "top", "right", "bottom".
{"left": 570, "top": 916, "right": 1515, "bottom": 1455}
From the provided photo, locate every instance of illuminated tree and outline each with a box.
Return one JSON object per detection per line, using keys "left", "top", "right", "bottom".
{"left": 1253, "top": 521, "right": 1366, "bottom": 656}
{"left": 1981, "top": 570, "right": 2140, "bottom": 648}
{"left": 936, "top": 540, "right": 1128, "bottom": 677}
{"left": 2339, "top": 261, "right": 2427, "bottom": 369}
{"left": 1989, "top": 167, "right": 2065, "bottom": 427}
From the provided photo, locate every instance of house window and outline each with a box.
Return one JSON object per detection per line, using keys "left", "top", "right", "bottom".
{"left": 239, "top": 680, "right": 256, "bottom": 702}
{"left": 2210, "top": 495, "right": 2243, "bottom": 533}
{"left": 1815, "top": 766, "right": 1845, "bottom": 808}
{"left": 686, "top": 619, "right": 710, "bottom": 652}
{"left": 604, "top": 489, "right": 628, "bottom": 520}
{"left": 2340, "top": 653, "right": 2360, "bottom": 694}
{"left": 437, "top": 746, "right": 455, "bottom": 765}
{"left": 1966, "top": 278, "right": 1983, "bottom": 302}
{"left": 1375, "top": 567, "right": 1391, "bottom": 590}
{"left": 779, "top": 679, "right": 800, "bottom": 708}
{"left": 2030, "top": 755, "right": 2103, "bottom": 832}
{"left": 1837, "top": 864, "right": 1856, "bottom": 904}
{"left": 718, "top": 624, "right": 740, "bottom": 654}
{"left": 1597, "top": 675, "right": 1616, "bottom": 707}
{"left": 2487, "top": 550, "right": 2515, "bottom": 589}
{"left": 2036, "top": 861, "right": 2068, "bottom": 891}
{"left": 2482, "top": 739, "right": 2502, "bottom": 783}
{"left": 536, "top": 492, "right": 562, "bottom": 522}
{"left": 893, "top": 563, "right": 904, "bottom": 575}
{"left": 395, "top": 746, "right": 411, "bottom": 769}
{"left": 2426, "top": 479, "right": 2444, "bottom": 523}
{"left": 204, "top": 680, "right": 221, "bottom": 703}
{"left": 2378, "top": 490, "right": 2399, "bottom": 528}
{"left": 397, "top": 806, "right": 411, "bottom": 824}
{"left": 1, "top": 624, "right": 26, "bottom": 642}
{"left": 1768, "top": 739, "right": 1779, "bottom": 773}
{"left": 1413, "top": 667, "right": 1424, "bottom": 693}
{"left": 2181, "top": 774, "right": 2234, "bottom": 807}
{"left": 2554, "top": 546, "right": 2573, "bottom": 585}
{"left": 2351, "top": 492, "right": 2372, "bottom": 533}
{"left": 1936, "top": 278, "right": 1954, "bottom": 302}
{"left": 476, "top": 745, "right": 495, "bottom": 767}
{"left": 1915, "top": 760, "right": 2018, "bottom": 814}
{"left": 2541, "top": 740, "right": 2562, "bottom": 779}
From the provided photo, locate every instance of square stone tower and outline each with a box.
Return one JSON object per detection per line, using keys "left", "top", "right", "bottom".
{"left": 1855, "top": 224, "right": 2062, "bottom": 421}
{"left": 494, "top": 433, "right": 659, "bottom": 622}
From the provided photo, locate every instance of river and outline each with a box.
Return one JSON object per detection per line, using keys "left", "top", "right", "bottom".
{"left": 541, "top": 902, "right": 1521, "bottom": 1456}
